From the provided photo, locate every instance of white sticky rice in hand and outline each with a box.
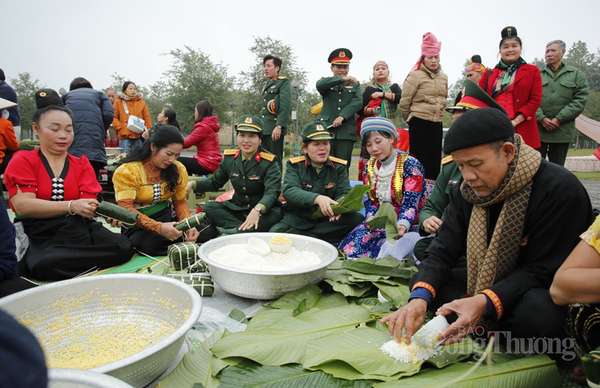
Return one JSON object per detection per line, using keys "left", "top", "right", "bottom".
{"left": 380, "top": 339, "right": 438, "bottom": 363}
{"left": 209, "top": 238, "right": 321, "bottom": 272}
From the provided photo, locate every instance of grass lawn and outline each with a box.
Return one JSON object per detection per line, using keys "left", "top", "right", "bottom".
{"left": 568, "top": 148, "right": 595, "bottom": 157}
{"left": 574, "top": 171, "right": 600, "bottom": 180}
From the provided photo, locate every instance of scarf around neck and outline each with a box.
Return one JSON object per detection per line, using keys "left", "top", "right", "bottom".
{"left": 493, "top": 57, "right": 526, "bottom": 96}
{"left": 460, "top": 135, "right": 541, "bottom": 296}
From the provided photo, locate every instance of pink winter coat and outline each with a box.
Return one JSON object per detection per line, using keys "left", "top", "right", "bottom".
{"left": 183, "top": 115, "right": 222, "bottom": 173}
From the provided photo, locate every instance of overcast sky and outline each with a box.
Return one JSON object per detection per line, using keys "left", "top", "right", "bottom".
{"left": 3, "top": 0, "right": 599, "bottom": 94}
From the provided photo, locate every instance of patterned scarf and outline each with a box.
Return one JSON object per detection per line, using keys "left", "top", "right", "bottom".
{"left": 374, "top": 82, "right": 392, "bottom": 118}
{"left": 493, "top": 57, "right": 526, "bottom": 96}
{"left": 461, "top": 135, "right": 541, "bottom": 295}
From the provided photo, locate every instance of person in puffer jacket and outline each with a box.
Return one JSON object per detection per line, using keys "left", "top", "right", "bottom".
{"left": 63, "top": 77, "right": 114, "bottom": 177}
{"left": 178, "top": 100, "right": 222, "bottom": 176}
{"left": 112, "top": 81, "right": 153, "bottom": 152}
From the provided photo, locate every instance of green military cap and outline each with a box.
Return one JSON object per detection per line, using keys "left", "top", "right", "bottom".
{"left": 328, "top": 48, "right": 352, "bottom": 65}
{"left": 446, "top": 79, "right": 506, "bottom": 114}
{"left": 301, "top": 120, "right": 334, "bottom": 143}
{"left": 236, "top": 115, "right": 263, "bottom": 133}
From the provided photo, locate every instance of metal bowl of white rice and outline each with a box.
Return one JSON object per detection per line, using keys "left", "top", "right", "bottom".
{"left": 0, "top": 274, "right": 202, "bottom": 388}
{"left": 198, "top": 233, "right": 338, "bottom": 299}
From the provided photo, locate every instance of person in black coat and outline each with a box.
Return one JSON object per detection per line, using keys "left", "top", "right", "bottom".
{"left": 382, "top": 108, "right": 592, "bottom": 354}
{"left": 63, "top": 77, "right": 114, "bottom": 177}
{"left": 0, "top": 69, "right": 20, "bottom": 136}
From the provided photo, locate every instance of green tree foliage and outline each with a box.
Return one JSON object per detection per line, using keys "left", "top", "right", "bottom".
{"left": 10, "top": 72, "right": 43, "bottom": 139}
{"left": 163, "top": 47, "right": 234, "bottom": 132}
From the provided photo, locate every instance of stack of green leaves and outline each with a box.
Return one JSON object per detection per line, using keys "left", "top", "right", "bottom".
{"left": 311, "top": 185, "right": 370, "bottom": 219}
{"left": 324, "top": 257, "right": 418, "bottom": 308}
{"left": 210, "top": 285, "right": 479, "bottom": 384}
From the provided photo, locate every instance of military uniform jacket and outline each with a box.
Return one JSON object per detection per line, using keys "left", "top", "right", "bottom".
{"left": 280, "top": 155, "right": 351, "bottom": 229}
{"left": 195, "top": 148, "right": 281, "bottom": 212}
{"left": 261, "top": 77, "right": 292, "bottom": 135}
{"left": 316, "top": 76, "right": 362, "bottom": 141}
{"left": 418, "top": 158, "right": 462, "bottom": 230}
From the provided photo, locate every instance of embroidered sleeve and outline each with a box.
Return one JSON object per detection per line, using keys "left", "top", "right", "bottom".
{"left": 173, "top": 199, "right": 191, "bottom": 221}
{"left": 581, "top": 215, "right": 600, "bottom": 254}
{"left": 397, "top": 157, "right": 424, "bottom": 228}
{"left": 112, "top": 163, "right": 139, "bottom": 202}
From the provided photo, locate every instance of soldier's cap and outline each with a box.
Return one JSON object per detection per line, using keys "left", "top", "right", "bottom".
{"left": 445, "top": 79, "right": 506, "bottom": 114}
{"left": 501, "top": 26, "right": 518, "bottom": 39}
{"left": 35, "top": 88, "right": 64, "bottom": 110}
{"left": 235, "top": 115, "right": 263, "bottom": 133}
{"left": 328, "top": 48, "right": 352, "bottom": 65}
{"left": 302, "top": 120, "right": 334, "bottom": 143}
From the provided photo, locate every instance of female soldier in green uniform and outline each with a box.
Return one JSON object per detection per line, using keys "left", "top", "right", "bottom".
{"left": 270, "top": 120, "right": 363, "bottom": 244}
{"left": 193, "top": 115, "right": 282, "bottom": 234}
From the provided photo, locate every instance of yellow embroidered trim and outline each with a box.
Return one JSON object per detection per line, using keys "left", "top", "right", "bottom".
{"left": 328, "top": 156, "right": 348, "bottom": 165}
{"left": 367, "top": 154, "right": 406, "bottom": 204}
{"left": 289, "top": 155, "right": 306, "bottom": 164}
{"left": 259, "top": 151, "right": 275, "bottom": 162}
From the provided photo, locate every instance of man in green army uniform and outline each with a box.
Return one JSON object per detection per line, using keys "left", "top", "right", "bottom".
{"left": 414, "top": 79, "right": 506, "bottom": 262}
{"left": 316, "top": 48, "right": 362, "bottom": 167}
{"left": 270, "top": 120, "right": 363, "bottom": 244}
{"left": 261, "top": 55, "right": 292, "bottom": 166}
{"left": 193, "top": 115, "right": 282, "bottom": 235}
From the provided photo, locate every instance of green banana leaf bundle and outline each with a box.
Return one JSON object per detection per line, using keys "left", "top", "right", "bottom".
{"left": 168, "top": 242, "right": 199, "bottom": 271}
{"left": 174, "top": 213, "right": 206, "bottom": 231}
{"left": 311, "top": 185, "right": 370, "bottom": 219}
{"left": 95, "top": 201, "right": 138, "bottom": 226}
{"left": 166, "top": 272, "right": 214, "bottom": 297}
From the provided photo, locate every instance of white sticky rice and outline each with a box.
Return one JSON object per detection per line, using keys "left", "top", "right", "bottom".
{"left": 209, "top": 241, "right": 321, "bottom": 272}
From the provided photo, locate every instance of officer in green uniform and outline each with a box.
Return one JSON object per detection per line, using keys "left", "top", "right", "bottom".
{"left": 316, "top": 48, "right": 362, "bottom": 168}
{"left": 261, "top": 55, "right": 291, "bottom": 167}
{"left": 193, "top": 115, "right": 282, "bottom": 234}
{"left": 270, "top": 120, "right": 363, "bottom": 245}
{"left": 413, "top": 80, "right": 505, "bottom": 261}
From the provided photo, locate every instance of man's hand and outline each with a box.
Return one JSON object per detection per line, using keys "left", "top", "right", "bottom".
{"left": 314, "top": 195, "right": 338, "bottom": 218}
{"left": 331, "top": 116, "right": 344, "bottom": 128}
{"left": 272, "top": 126, "right": 282, "bottom": 141}
{"left": 343, "top": 76, "right": 358, "bottom": 85}
{"left": 436, "top": 294, "right": 488, "bottom": 344}
{"left": 381, "top": 298, "right": 428, "bottom": 342}
{"left": 550, "top": 118, "right": 561, "bottom": 129}
{"left": 423, "top": 216, "right": 443, "bottom": 234}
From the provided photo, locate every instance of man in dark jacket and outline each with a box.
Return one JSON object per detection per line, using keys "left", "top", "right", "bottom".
{"left": 382, "top": 108, "right": 592, "bottom": 351}
{"left": 0, "top": 69, "right": 20, "bottom": 138}
{"left": 63, "top": 77, "right": 114, "bottom": 176}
